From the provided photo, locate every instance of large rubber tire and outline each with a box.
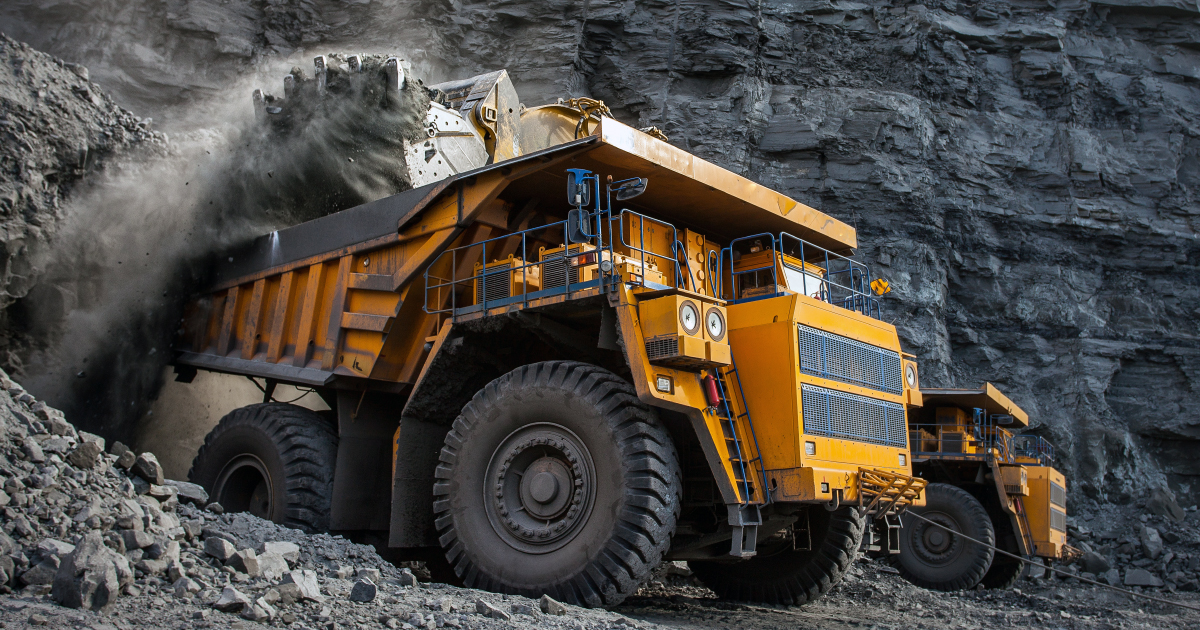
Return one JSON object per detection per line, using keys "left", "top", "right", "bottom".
{"left": 891, "top": 483, "right": 995, "bottom": 591}
{"left": 690, "top": 506, "right": 866, "bottom": 606}
{"left": 433, "top": 361, "right": 681, "bottom": 607}
{"left": 189, "top": 403, "right": 337, "bottom": 533}
{"left": 980, "top": 511, "right": 1024, "bottom": 589}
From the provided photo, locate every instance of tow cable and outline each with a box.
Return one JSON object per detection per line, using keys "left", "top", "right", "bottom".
{"left": 905, "top": 511, "right": 1200, "bottom": 613}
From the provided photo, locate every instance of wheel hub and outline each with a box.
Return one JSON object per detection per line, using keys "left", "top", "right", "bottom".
{"left": 213, "top": 454, "right": 273, "bottom": 520}
{"left": 909, "top": 511, "right": 962, "bottom": 565}
{"left": 485, "top": 423, "right": 596, "bottom": 554}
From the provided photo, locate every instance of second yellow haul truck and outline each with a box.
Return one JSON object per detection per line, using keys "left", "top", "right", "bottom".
{"left": 893, "top": 385, "right": 1073, "bottom": 590}
{"left": 172, "top": 60, "right": 927, "bottom": 607}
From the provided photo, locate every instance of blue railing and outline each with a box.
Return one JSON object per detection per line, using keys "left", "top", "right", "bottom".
{"left": 909, "top": 408, "right": 1055, "bottom": 466}
{"left": 424, "top": 204, "right": 692, "bottom": 318}
{"left": 721, "top": 232, "right": 881, "bottom": 319}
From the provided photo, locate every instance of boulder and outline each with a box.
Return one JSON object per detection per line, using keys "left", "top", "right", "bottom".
{"left": 109, "top": 441, "right": 131, "bottom": 458}
{"left": 132, "top": 453, "right": 164, "bottom": 485}
{"left": 257, "top": 551, "right": 289, "bottom": 581}
{"left": 1102, "top": 568, "right": 1121, "bottom": 586}
{"left": 164, "top": 480, "right": 209, "bottom": 506}
{"left": 280, "top": 569, "right": 324, "bottom": 602}
{"left": 476, "top": 599, "right": 511, "bottom": 620}
{"left": 22, "top": 438, "right": 45, "bottom": 463}
{"left": 242, "top": 599, "right": 276, "bottom": 622}
{"left": 1147, "top": 486, "right": 1186, "bottom": 523}
{"left": 21, "top": 557, "right": 61, "bottom": 586}
{"left": 1140, "top": 526, "right": 1164, "bottom": 560}
{"left": 67, "top": 439, "right": 103, "bottom": 469}
{"left": 212, "top": 585, "right": 253, "bottom": 613}
{"left": 355, "top": 567, "right": 382, "bottom": 583}
{"left": 44, "top": 415, "right": 75, "bottom": 437}
{"left": 229, "top": 548, "right": 260, "bottom": 577}
{"left": 173, "top": 577, "right": 201, "bottom": 597}
{"left": 135, "top": 558, "right": 169, "bottom": 576}
{"left": 258, "top": 541, "right": 300, "bottom": 564}
{"left": 52, "top": 532, "right": 133, "bottom": 611}
{"left": 115, "top": 451, "right": 136, "bottom": 470}
{"left": 145, "top": 540, "right": 180, "bottom": 563}
{"left": 119, "top": 530, "right": 153, "bottom": 550}
{"left": 204, "top": 537, "right": 237, "bottom": 562}
{"left": 397, "top": 567, "right": 417, "bottom": 587}
{"left": 349, "top": 577, "right": 377, "bottom": 602}
{"left": 540, "top": 594, "right": 567, "bottom": 616}
{"left": 1124, "top": 568, "right": 1164, "bottom": 587}
{"left": 1080, "top": 551, "right": 1111, "bottom": 575}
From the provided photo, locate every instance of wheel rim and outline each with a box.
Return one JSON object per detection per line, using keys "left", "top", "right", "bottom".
{"left": 484, "top": 423, "right": 597, "bottom": 554}
{"left": 214, "top": 454, "right": 273, "bottom": 520}
{"left": 909, "top": 510, "right": 964, "bottom": 566}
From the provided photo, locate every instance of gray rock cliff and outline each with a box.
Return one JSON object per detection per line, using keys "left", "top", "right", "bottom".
{"left": 1, "top": 0, "right": 1198, "bottom": 505}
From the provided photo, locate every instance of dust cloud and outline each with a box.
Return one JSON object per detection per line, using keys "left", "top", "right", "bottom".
{"left": 16, "top": 53, "right": 431, "bottom": 455}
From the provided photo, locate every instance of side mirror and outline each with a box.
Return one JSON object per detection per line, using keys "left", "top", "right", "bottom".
{"left": 566, "top": 169, "right": 593, "bottom": 207}
{"left": 567, "top": 208, "right": 591, "bottom": 244}
{"left": 613, "top": 177, "right": 648, "bottom": 201}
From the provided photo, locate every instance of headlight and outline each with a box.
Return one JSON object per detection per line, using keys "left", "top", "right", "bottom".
{"left": 905, "top": 363, "right": 918, "bottom": 388}
{"left": 679, "top": 301, "right": 700, "bottom": 335}
{"left": 705, "top": 307, "right": 726, "bottom": 341}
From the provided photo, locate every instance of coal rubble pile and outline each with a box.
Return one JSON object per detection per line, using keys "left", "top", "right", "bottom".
{"left": 0, "top": 368, "right": 647, "bottom": 629}
{"left": 1067, "top": 497, "right": 1200, "bottom": 593}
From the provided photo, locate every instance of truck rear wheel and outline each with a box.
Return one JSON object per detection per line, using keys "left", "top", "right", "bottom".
{"left": 891, "top": 483, "right": 994, "bottom": 591}
{"left": 980, "top": 511, "right": 1024, "bottom": 589}
{"left": 689, "top": 506, "right": 866, "bottom": 605}
{"left": 189, "top": 403, "right": 337, "bottom": 533}
{"left": 433, "top": 361, "right": 681, "bottom": 607}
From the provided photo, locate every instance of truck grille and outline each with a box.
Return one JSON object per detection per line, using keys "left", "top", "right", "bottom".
{"left": 801, "top": 384, "right": 906, "bottom": 448}
{"left": 798, "top": 325, "right": 902, "bottom": 395}
{"left": 1051, "top": 481, "right": 1066, "bottom": 508}
{"left": 541, "top": 246, "right": 585, "bottom": 290}
{"left": 1051, "top": 507, "right": 1067, "bottom": 532}
{"left": 476, "top": 269, "right": 512, "bottom": 303}
{"left": 645, "top": 335, "right": 678, "bottom": 361}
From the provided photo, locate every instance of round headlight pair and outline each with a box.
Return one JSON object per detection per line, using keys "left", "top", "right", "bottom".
{"left": 679, "top": 301, "right": 725, "bottom": 341}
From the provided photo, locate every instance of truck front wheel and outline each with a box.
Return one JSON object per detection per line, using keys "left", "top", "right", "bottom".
{"left": 433, "top": 361, "right": 681, "bottom": 607}
{"left": 689, "top": 506, "right": 866, "bottom": 605}
{"left": 189, "top": 403, "right": 337, "bottom": 533}
{"left": 891, "top": 483, "right": 995, "bottom": 591}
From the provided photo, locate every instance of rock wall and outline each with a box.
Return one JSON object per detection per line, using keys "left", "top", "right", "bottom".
{"left": 1, "top": 0, "right": 1199, "bottom": 506}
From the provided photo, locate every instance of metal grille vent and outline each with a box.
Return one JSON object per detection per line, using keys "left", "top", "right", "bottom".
{"left": 798, "top": 325, "right": 902, "bottom": 395}
{"left": 541, "top": 246, "right": 586, "bottom": 290}
{"left": 1050, "top": 508, "right": 1067, "bottom": 532}
{"left": 1005, "top": 484, "right": 1024, "bottom": 495}
{"left": 1050, "top": 482, "right": 1066, "bottom": 508}
{"left": 801, "top": 384, "right": 906, "bottom": 448}
{"left": 645, "top": 336, "right": 678, "bottom": 361}
{"left": 476, "top": 269, "right": 512, "bottom": 303}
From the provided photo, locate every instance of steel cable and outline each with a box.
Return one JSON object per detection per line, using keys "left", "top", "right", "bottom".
{"left": 904, "top": 510, "right": 1200, "bottom": 613}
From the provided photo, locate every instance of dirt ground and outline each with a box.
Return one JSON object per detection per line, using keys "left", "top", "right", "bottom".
{"left": 618, "top": 558, "right": 1200, "bottom": 630}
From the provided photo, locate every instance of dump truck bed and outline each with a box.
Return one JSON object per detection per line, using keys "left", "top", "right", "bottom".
{"left": 175, "top": 118, "right": 858, "bottom": 392}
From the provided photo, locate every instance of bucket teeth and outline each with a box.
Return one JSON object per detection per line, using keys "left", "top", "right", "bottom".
{"left": 385, "top": 57, "right": 405, "bottom": 92}
{"left": 284, "top": 74, "right": 295, "bottom": 98}
{"left": 314, "top": 55, "right": 327, "bottom": 94}
{"left": 348, "top": 55, "right": 362, "bottom": 73}
{"left": 252, "top": 89, "right": 266, "bottom": 122}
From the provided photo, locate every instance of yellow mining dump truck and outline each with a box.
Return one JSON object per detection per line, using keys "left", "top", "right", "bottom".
{"left": 893, "top": 384, "right": 1072, "bottom": 590}
{"left": 172, "top": 60, "right": 928, "bottom": 606}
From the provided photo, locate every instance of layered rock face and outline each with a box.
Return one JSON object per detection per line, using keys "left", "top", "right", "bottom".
{"left": 2, "top": 0, "right": 1198, "bottom": 505}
